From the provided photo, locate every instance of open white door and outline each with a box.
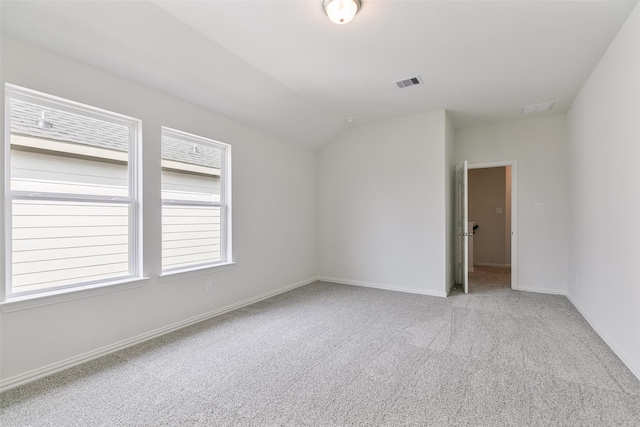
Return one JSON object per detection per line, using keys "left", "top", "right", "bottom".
{"left": 458, "top": 161, "right": 469, "bottom": 293}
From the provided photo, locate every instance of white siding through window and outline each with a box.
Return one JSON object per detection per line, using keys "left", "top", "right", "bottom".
{"left": 162, "top": 170, "right": 220, "bottom": 202}
{"left": 162, "top": 205, "right": 221, "bottom": 270}
{"left": 5, "top": 87, "right": 140, "bottom": 300}
{"left": 161, "top": 127, "right": 229, "bottom": 273}
{"left": 9, "top": 148, "right": 131, "bottom": 293}
{"left": 12, "top": 200, "right": 130, "bottom": 293}
{"left": 11, "top": 149, "right": 128, "bottom": 196}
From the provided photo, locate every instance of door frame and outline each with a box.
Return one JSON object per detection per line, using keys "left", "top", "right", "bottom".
{"left": 467, "top": 160, "right": 518, "bottom": 290}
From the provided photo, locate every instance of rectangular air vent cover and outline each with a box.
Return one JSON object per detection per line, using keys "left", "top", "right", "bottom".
{"left": 521, "top": 101, "right": 555, "bottom": 115}
{"left": 395, "top": 76, "right": 423, "bottom": 89}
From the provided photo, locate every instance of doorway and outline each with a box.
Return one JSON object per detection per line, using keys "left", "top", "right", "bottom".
{"left": 456, "top": 160, "right": 518, "bottom": 292}
{"left": 468, "top": 166, "right": 512, "bottom": 290}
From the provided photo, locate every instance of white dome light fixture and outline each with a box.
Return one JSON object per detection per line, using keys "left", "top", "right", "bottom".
{"left": 323, "top": 0, "right": 361, "bottom": 25}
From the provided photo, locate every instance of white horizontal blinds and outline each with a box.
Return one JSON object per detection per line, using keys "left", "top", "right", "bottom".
{"left": 12, "top": 201, "right": 130, "bottom": 293}
{"left": 161, "top": 128, "right": 226, "bottom": 272}
{"left": 6, "top": 86, "right": 138, "bottom": 298}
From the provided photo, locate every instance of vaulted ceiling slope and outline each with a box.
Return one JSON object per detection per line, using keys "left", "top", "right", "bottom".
{"left": 1, "top": 1, "right": 637, "bottom": 148}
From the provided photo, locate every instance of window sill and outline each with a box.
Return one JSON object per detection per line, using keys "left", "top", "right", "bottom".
{"left": 0, "top": 277, "right": 150, "bottom": 313}
{"left": 159, "top": 262, "right": 236, "bottom": 283}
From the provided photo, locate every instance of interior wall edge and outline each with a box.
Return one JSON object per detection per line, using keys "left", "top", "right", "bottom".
{"left": 317, "top": 277, "right": 448, "bottom": 298}
{"left": 566, "top": 293, "right": 640, "bottom": 381}
{"left": 516, "top": 286, "right": 566, "bottom": 296}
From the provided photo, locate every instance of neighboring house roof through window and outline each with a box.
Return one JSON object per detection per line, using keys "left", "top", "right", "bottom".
{"left": 10, "top": 99, "right": 129, "bottom": 151}
{"left": 161, "top": 134, "right": 221, "bottom": 169}
{"left": 10, "top": 99, "right": 221, "bottom": 169}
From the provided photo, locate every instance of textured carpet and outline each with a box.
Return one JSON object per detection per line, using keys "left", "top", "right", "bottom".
{"left": 1, "top": 281, "right": 639, "bottom": 426}
{"left": 469, "top": 266, "right": 511, "bottom": 290}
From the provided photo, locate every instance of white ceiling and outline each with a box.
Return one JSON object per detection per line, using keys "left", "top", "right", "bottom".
{"left": 1, "top": 1, "right": 637, "bottom": 148}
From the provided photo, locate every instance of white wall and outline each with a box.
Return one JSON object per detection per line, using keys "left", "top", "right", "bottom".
{"left": 317, "top": 110, "right": 448, "bottom": 297}
{"left": 566, "top": 3, "right": 640, "bottom": 379}
{"left": 455, "top": 115, "right": 568, "bottom": 294}
{"left": 0, "top": 37, "right": 317, "bottom": 385}
{"left": 444, "top": 112, "right": 456, "bottom": 292}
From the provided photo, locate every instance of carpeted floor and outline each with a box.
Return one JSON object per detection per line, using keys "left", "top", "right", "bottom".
{"left": 1, "top": 281, "right": 639, "bottom": 426}
{"left": 468, "top": 265, "right": 511, "bottom": 290}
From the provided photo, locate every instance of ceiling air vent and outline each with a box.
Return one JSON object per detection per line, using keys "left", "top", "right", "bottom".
{"left": 394, "top": 75, "right": 423, "bottom": 89}
{"left": 521, "top": 101, "right": 555, "bottom": 115}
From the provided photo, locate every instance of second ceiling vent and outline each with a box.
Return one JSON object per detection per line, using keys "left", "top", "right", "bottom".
{"left": 394, "top": 76, "right": 423, "bottom": 89}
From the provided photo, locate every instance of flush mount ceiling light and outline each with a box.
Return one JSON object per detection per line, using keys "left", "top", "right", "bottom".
{"left": 323, "top": 0, "right": 361, "bottom": 25}
{"left": 35, "top": 111, "right": 53, "bottom": 129}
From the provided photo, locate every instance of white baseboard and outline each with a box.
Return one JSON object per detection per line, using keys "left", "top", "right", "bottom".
{"left": 474, "top": 262, "right": 511, "bottom": 268}
{"left": 566, "top": 294, "right": 640, "bottom": 382}
{"left": 318, "top": 276, "right": 447, "bottom": 298}
{"left": 516, "top": 285, "right": 566, "bottom": 295}
{"left": 0, "top": 276, "right": 319, "bottom": 393}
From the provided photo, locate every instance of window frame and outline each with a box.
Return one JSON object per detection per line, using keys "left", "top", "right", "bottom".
{"left": 2, "top": 84, "right": 143, "bottom": 302}
{"left": 160, "top": 127, "right": 232, "bottom": 275}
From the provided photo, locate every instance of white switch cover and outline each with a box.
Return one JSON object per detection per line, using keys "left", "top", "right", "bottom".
{"left": 535, "top": 202, "right": 546, "bottom": 211}
{"left": 496, "top": 208, "right": 503, "bottom": 214}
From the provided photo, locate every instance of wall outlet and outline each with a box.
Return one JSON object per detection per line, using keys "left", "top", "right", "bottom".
{"left": 205, "top": 281, "right": 213, "bottom": 294}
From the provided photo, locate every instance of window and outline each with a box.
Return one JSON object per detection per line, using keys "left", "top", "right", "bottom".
{"left": 161, "top": 128, "right": 231, "bottom": 273}
{"left": 3, "top": 84, "right": 141, "bottom": 300}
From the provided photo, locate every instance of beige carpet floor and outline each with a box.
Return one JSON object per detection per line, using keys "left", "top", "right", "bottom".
{"left": 469, "top": 266, "right": 511, "bottom": 290}
{"left": 2, "top": 280, "right": 639, "bottom": 426}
